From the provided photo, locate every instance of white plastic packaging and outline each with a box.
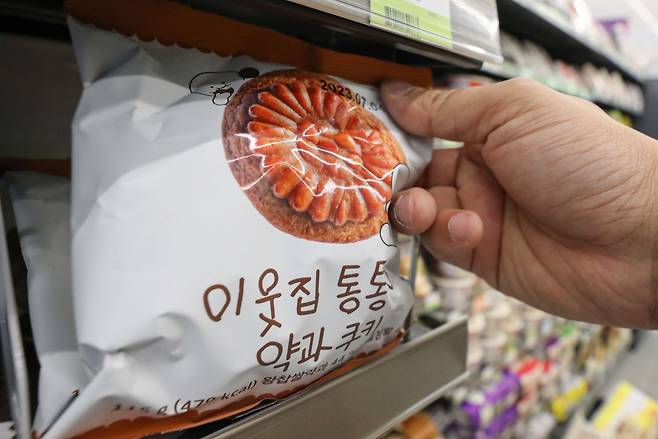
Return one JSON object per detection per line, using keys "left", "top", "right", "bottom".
{"left": 8, "top": 173, "right": 87, "bottom": 436}
{"left": 19, "top": 2, "right": 434, "bottom": 437}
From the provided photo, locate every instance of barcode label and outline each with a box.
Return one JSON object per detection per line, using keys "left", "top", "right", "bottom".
{"left": 370, "top": 0, "right": 452, "bottom": 48}
{"left": 383, "top": 6, "right": 420, "bottom": 30}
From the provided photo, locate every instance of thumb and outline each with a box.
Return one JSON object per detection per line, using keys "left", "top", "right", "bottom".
{"left": 380, "top": 78, "right": 551, "bottom": 144}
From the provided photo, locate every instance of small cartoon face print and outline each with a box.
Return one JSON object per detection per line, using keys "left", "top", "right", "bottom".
{"left": 189, "top": 68, "right": 260, "bottom": 106}
{"left": 210, "top": 82, "right": 233, "bottom": 105}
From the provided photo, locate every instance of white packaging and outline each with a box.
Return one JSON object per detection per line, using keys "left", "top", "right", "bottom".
{"left": 8, "top": 173, "right": 87, "bottom": 436}
{"left": 34, "top": 4, "right": 435, "bottom": 438}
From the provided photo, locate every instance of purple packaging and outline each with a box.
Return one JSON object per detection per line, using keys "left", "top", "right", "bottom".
{"left": 485, "top": 371, "right": 520, "bottom": 411}
{"left": 484, "top": 406, "right": 518, "bottom": 438}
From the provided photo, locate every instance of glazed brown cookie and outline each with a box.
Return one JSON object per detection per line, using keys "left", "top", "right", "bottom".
{"left": 222, "top": 70, "right": 405, "bottom": 243}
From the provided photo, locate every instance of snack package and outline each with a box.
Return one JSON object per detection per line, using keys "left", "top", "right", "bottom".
{"left": 7, "top": 173, "right": 87, "bottom": 435}
{"left": 32, "top": 1, "right": 434, "bottom": 438}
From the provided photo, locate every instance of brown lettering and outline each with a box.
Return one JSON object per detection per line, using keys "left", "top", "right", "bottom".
{"left": 337, "top": 264, "right": 361, "bottom": 314}
{"left": 259, "top": 268, "right": 279, "bottom": 294}
{"left": 203, "top": 284, "right": 230, "bottom": 322}
{"left": 256, "top": 269, "right": 282, "bottom": 336}
{"left": 203, "top": 279, "right": 244, "bottom": 322}
{"left": 289, "top": 269, "right": 320, "bottom": 315}
{"left": 257, "top": 341, "right": 283, "bottom": 367}
{"left": 336, "top": 322, "right": 362, "bottom": 352}
{"left": 299, "top": 327, "right": 332, "bottom": 364}
{"left": 362, "top": 315, "right": 383, "bottom": 340}
{"left": 366, "top": 261, "right": 391, "bottom": 311}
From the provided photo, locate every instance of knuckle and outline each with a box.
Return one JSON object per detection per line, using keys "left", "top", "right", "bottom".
{"left": 499, "top": 78, "right": 552, "bottom": 105}
{"left": 426, "top": 89, "right": 463, "bottom": 137}
{"left": 494, "top": 78, "right": 557, "bottom": 117}
{"left": 426, "top": 88, "right": 455, "bottom": 114}
{"left": 503, "top": 77, "right": 540, "bottom": 90}
{"left": 579, "top": 97, "right": 606, "bottom": 114}
{"left": 409, "top": 88, "right": 457, "bottom": 137}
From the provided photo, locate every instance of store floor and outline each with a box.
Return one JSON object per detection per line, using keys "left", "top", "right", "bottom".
{"left": 602, "top": 330, "right": 658, "bottom": 400}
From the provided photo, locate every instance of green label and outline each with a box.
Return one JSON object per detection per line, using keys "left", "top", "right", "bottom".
{"left": 370, "top": 0, "right": 452, "bottom": 48}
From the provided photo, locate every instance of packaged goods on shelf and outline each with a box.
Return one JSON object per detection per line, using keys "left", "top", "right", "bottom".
{"left": 433, "top": 277, "right": 477, "bottom": 318}
{"left": 400, "top": 242, "right": 435, "bottom": 300}
{"left": 580, "top": 63, "right": 645, "bottom": 114}
{"left": 607, "top": 109, "right": 633, "bottom": 128}
{"left": 481, "top": 33, "right": 644, "bottom": 114}
{"left": 436, "top": 262, "right": 479, "bottom": 281}
{"left": 443, "top": 75, "right": 497, "bottom": 89}
{"left": 381, "top": 432, "right": 410, "bottom": 439}
{"left": 550, "top": 376, "right": 588, "bottom": 422}
{"left": 3, "top": 0, "right": 442, "bottom": 436}
{"left": 383, "top": 400, "right": 455, "bottom": 439}
{"left": 591, "top": 382, "right": 658, "bottom": 439}
{"left": 504, "top": 0, "right": 639, "bottom": 76}
{"left": 541, "top": 0, "right": 611, "bottom": 50}
{"left": 562, "top": 382, "right": 658, "bottom": 439}
{"left": 448, "top": 371, "right": 521, "bottom": 438}
{"left": 400, "top": 411, "right": 443, "bottom": 439}
{"left": 7, "top": 173, "right": 85, "bottom": 436}
{"left": 398, "top": 238, "right": 443, "bottom": 317}
{"left": 444, "top": 68, "right": 641, "bottom": 122}
{"left": 392, "top": 252, "right": 634, "bottom": 439}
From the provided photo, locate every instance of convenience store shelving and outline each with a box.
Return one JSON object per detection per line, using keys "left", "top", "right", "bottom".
{"left": 189, "top": 0, "right": 648, "bottom": 118}
{"left": 479, "top": 61, "right": 643, "bottom": 116}
{"left": 189, "top": 0, "right": 497, "bottom": 68}
{"left": 496, "top": 0, "right": 641, "bottom": 83}
{"left": 0, "top": 0, "right": 650, "bottom": 438}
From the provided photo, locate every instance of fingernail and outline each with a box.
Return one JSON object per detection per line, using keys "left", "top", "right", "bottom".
{"left": 384, "top": 80, "right": 414, "bottom": 96}
{"left": 448, "top": 213, "right": 471, "bottom": 243}
{"left": 393, "top": 195, "right": 413, "bottom": 228}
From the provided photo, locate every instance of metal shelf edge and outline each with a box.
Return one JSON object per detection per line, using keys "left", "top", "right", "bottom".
{"left": 203, "top": 317, "right": 468, "bottom": 439}
{"left": 284, "top": 0, "right": 502, "bottom": 65}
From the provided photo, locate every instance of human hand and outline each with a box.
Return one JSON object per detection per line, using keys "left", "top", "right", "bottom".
{"left": 381, "top": 78, "right": 658, "bottom": 329}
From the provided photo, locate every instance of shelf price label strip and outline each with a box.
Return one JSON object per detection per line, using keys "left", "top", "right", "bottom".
{"left": 370, "top": 0, "right": 452, "bottom": 48}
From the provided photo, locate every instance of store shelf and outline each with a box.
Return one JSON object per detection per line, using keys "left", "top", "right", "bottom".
{"left": 0, "top": 0, "right": 501, "bottom": 69}
{"left": 283, "top": 0, "right": 502, "bottom": 64}
{"left": 189, "top": 0, "right": 488, "bottom": 69}
{"left": 496, "top": 0, "right": 641, "bottom": 83}
{"left": 195, "top": 318, "right": 468, "bottom": 439}
{"left": 0, "top": 0, "right": 70, "bottom": 40}
{"left": 479, "top": 62, "right": 643, "bottom": 116}
{"left": 0, "top": 0, "right": 64, "bottom": 24}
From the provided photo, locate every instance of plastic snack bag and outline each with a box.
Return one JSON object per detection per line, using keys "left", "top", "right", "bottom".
{"left": 7, "top": 173, "right": 87, "bottom": 436}
{"left": 29, "top": 1, "right": 434, "bottom": 437}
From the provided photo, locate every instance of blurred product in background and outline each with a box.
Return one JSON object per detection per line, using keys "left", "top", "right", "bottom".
{"left": 475, "top": 31, "right": 644, "bottom": 115}
{"left": 395, "top": 243, "right": 638, "bottom": 439}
